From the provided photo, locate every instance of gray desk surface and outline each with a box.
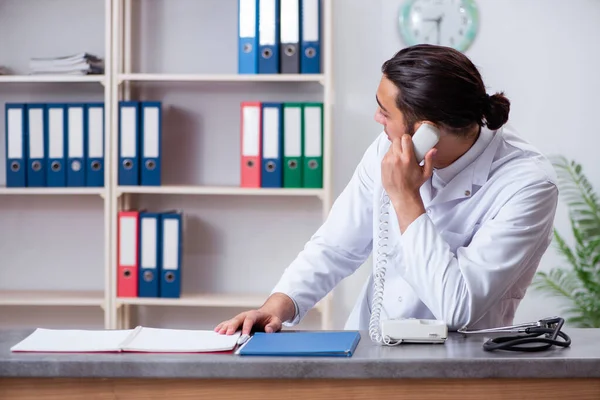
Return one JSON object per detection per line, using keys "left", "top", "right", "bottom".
{"left": 1, "top": 328, "right": 599, "bottom": 379}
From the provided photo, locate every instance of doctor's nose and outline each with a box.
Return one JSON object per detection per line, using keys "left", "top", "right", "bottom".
{"left": 374, "top": 110, "right": 385, "bottom": 125}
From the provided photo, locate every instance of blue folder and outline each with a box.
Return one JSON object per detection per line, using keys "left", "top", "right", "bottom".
{"left": 238, "top": 331, "right": 361, "bottom": 357}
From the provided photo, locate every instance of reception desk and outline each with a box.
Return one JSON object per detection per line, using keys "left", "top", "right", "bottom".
{"left": 1, "top": 328, "right": 600, "bottom": 399}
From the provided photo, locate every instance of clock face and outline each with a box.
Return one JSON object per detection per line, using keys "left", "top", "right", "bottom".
{"left": 398, "top": 0, "right": 479, "bottom": 52}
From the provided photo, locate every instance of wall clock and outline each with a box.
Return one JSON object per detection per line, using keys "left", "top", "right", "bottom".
{"left": 398, "top": 0, "right": 479, "bottom": 52}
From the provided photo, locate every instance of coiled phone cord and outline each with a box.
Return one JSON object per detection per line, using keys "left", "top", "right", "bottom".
{"left": 368, "top": 192, "right": 400, "bottom": 346}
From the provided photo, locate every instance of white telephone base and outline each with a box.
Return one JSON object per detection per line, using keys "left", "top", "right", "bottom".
{"left": 381, "top": 318, "right": 448, "bottom": 344}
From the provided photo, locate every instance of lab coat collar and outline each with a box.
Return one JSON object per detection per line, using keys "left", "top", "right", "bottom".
{"left": 424, "top": 127, "right": 503, "bottom": 207}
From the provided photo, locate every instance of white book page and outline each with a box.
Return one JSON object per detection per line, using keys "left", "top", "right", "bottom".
{"left": 122, "top": 327, "right": 241, "bottom": 353}
{"left": 10, "top": 328, "right": 135, "bottom": 352}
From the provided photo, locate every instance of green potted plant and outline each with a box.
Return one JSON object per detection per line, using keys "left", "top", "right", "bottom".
{"left": 532, "top": 156, "right": 600, "bottom": 328}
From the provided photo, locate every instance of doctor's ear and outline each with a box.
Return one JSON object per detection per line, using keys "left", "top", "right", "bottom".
{"left": 413, "top": 121, "right": 439, "bottom": 134}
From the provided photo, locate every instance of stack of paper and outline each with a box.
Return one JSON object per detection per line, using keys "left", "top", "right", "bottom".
{"left": 28, "top": 52, "right": 104, "bottom": 75}
{"left": 10, "top": 326, "right": 241, "bottom": 353}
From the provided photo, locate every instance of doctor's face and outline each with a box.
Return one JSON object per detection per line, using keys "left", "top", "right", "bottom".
{"left": 374, "top": 75, "right": 416, "bottom": 141}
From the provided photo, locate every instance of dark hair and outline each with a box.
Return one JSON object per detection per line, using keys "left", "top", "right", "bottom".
{"left": 381, "top": 44, "right": 511, "bottom": 135}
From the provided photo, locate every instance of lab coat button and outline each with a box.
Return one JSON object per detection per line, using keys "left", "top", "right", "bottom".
{"left": 398, "top": 296, "right": 403, "bottom": 302}
{"left": 426, "top": 208, "right": 432, "bottom": 214}
{"left": 465, "top": 190, "right": 471, "bottom": 196}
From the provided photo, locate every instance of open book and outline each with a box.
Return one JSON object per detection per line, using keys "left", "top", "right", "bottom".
{"left": 10, "top": 326, "right": 241, "bottom": 353}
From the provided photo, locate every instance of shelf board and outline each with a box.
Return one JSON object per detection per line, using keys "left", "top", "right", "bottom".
{"left": 116, "top": 185, "right": 324, "bottom": 198}
{"left": 0, "top": 290, "right": 105, "bottom": 306}
{"left": 0, "top": 74, "right": 105, "bottom": 83}
{"left": 119, "top": 73, "right": 325, "bottom": 83}
{"left": 116, "top": 293, "right": 267, "bottom": 308}
{"left": 0, "top": 187, "right": 105, "bottom": 196}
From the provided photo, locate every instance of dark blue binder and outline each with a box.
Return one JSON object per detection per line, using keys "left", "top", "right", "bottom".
{"left": 260, "top": 102, "right": 283, "bottom": 188}
{"left": 258, "top": 0, "right": 280, "bottom": 74}
{"left": 46, "top": 103, "right": 67, "bottom": 187}
{"left": 159, "top": 211, "right": 182, "bottom": 298}
{"left": 85, "top": 103, "right": 105, "bottom": 187}
{"left": 118, "top": 101, "right": 140, "bottom": 186}
{"left": 5, "top": 103, "right": 27, "bottom": 188}
{"left": 138, "top": 211, "right": 161, "bottom": 298}
{"left": 239, "top": 331, "right": 361, "bottom": 357}
{"left": 26, "top": 103, "right": 47, "bottom": 187}
{"left": 300, "top": 0, "right": 321, "bottom": 74}
{"left": 66, "top": 103, "right": 87, "bottom": 187}
{"left": 140, "top": 101, "right": 162, "bottom": 186}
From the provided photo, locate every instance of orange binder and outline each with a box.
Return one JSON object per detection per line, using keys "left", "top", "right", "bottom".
{"left": 117, "top": 210, "right": 139, "bottom": 297}
{"left": 241, "top": 101, "right": 261, "bottom": 187}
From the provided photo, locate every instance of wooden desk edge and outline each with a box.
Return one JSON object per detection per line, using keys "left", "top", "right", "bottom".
{"left": 1, "top": 377, "right": 600, "bottom": 400}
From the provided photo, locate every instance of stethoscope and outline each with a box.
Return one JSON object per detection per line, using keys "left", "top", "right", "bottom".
{"left": 457, "top": 316, "right": 572, "bottom": 352}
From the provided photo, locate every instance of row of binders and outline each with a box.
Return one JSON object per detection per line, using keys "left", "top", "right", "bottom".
{"left": 118, "top": 101, "right": 162, "bottom": 186}
{"left": 241, "top": 101, "right": 322, "bottom": 188}
{"left": 117, "top": 210, "right": 183, "bottom": 299}
{"left": 5, "top": 103, "right": 104, "bottom": 188}
{"left": 238, "top": 0, "right": 321, "bottom": 74}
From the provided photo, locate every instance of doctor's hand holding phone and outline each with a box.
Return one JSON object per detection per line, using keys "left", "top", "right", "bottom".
{"left": 381, "top": 123, "right": 440, "bottom": 233}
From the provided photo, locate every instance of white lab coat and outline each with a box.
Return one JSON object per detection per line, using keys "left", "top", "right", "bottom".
{"left": 271, "top": 124, "right": 559, "bottom": 331}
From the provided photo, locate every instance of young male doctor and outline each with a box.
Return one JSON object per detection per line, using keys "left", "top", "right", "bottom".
{"left": 216, "top": 44, "right": 559, "bottom": 338}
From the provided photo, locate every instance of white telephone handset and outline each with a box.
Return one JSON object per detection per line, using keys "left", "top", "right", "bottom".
{"left": 369, "top": 123, "right": 448, "bottom": 346}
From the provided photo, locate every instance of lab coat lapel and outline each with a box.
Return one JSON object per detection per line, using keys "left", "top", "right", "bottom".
{"left": 427, "top": 166, "right": 476, "bottom": 207}
{"left": 426, "top": 127, "right": 504, "bottom": 208}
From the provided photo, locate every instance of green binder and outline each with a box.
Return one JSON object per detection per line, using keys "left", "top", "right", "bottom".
{"left": 283, "top": 103, "right": 303, "bottom": 188}
{"left": 302, "top": 103, "right": 323, "bottom": 188}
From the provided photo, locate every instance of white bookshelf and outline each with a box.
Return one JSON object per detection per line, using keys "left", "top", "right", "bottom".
{"left": 116, "top": 185, "right": 324, "bottom": 198}
{"left": 0, "top": 75, "right": 105, "bottom": 84}
{"left": 0, "top": 0, "right": 335, "bottom": 331}
{"left": 0, "top": 187, "right": 106, "bottom": 196}
{"left": 0, "top": 291, "right": 105, "bottom": 307}
{"left": 118, "top": 73, "right": 326, "bottom": 84}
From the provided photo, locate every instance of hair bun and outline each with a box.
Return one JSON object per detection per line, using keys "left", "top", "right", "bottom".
{"left": 484, "top": 92, "right": 511, "bottom": 130}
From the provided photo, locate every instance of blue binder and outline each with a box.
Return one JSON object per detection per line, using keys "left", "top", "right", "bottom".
{"left": 238, "top": 0, "right": 259, "bottom": 74}
{"left": 66, "top": 103, "right": 87, "bottom": 187}
{"left": 26, "top": 103, "right": 47, "bottom": 187}
{"left": 118, "top": 101, "right": 140, "bottom": 186}
{"left": 5, "top": 103, "right": 27, "bottom": 187}
{"left": 258, "top": 0, "right": 280, "bottom": 73}
{"left": 46, "top": 103, "right": 67, "bottom": 187}
{"left": 261, "top": 103, "right": 283, "bottom": 187}
{"left": 300, "top": 0, "right": 321, "bottom": 74}
{"left": 86, "top": 103, "right": 105, "bottom": 187}
{"left": 139, "top": 212, "right": 161, "bottom": 298}
{"left": 140, "top": 101, "right": 162, "bottom": 186}
{"left": 159, "top": 211, "right": 182, "bottom": 298}
{"left": 239, "top": 331, "right": 361, "bottom": 357}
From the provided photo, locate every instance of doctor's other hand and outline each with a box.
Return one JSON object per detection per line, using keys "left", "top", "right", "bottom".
{"left": 214, "top": 293, "right": 296, "bottom": 336}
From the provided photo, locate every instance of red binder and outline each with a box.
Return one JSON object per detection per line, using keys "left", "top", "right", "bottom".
{"left": 117, "top": 210, "right": 139, "bottom": 297}
{"left": 241, "top": 102, "right": 262, "bottom": 187}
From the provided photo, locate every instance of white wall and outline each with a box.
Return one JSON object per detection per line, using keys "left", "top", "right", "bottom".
{"left": 1, "top": 0, "right": 599, "bottom": 330}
